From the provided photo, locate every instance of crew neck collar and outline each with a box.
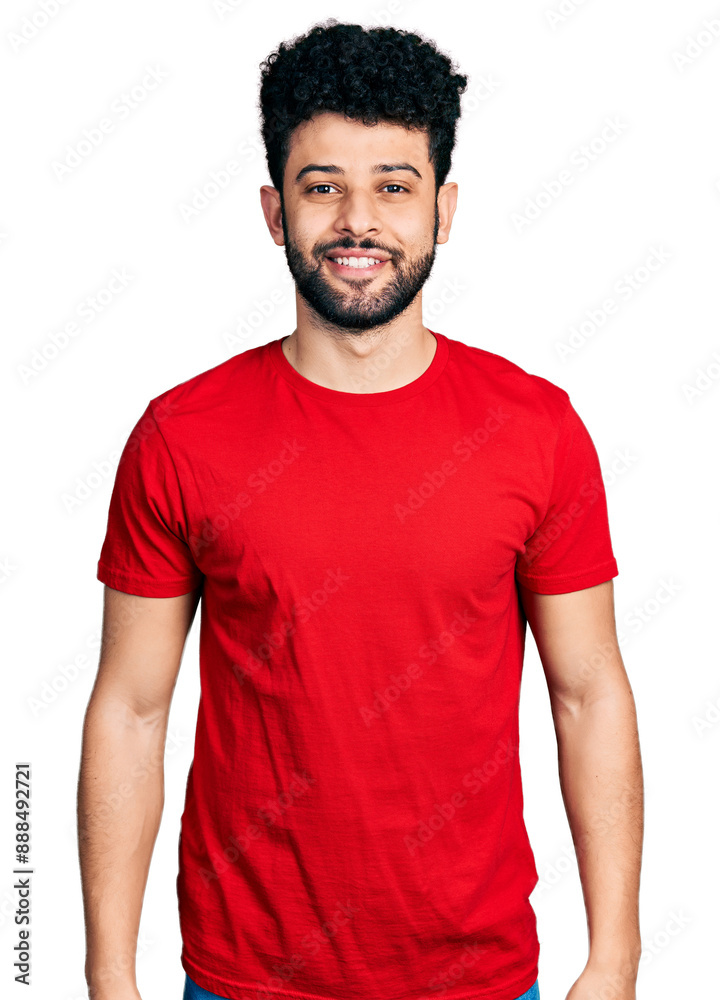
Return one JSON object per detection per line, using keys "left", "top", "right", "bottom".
{"left": 269, "top": 330, "right": 449, "bottom": 406}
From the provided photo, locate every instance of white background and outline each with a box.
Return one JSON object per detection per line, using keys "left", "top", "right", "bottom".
{"left": 2, "top": 1, "right": 719, "bottom": 998}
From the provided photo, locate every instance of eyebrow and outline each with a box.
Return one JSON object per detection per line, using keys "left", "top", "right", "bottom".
{"left": 295, "top": 162, "right": 423, "bottom": 183}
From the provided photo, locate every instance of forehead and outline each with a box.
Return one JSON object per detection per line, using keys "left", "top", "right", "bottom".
{"left": 286, "top": 111, "right": 431, "bottom": 170}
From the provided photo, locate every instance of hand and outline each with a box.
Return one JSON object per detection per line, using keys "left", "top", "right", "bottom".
{"left": 565, "top": 959, "right": 638, "bottom": 1000}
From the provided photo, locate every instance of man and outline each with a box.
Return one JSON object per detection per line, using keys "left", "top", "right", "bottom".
{"left": 78, "top": 19, "right": 643, "bottom": 1000}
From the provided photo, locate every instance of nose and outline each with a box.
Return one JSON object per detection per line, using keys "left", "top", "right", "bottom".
{"left": 332, "top": 188, "right": 382, "bottom": 241}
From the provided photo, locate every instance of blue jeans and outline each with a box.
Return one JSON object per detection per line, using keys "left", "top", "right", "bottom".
{"left": 183, "top": 972, "right": 540, "bottom": 1000}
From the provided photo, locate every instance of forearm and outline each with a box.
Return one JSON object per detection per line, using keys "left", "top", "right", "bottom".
{"left": 77, "top": 698, "right": 167, "bottom": 999}
{"left": 553, "top": 680, "right": 644, "bottom": 973}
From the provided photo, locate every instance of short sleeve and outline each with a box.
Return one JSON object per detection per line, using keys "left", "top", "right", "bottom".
{"left": 515, "top": 398, "right": 619, "bottom": 595}
{"left": 97, "top": 401, "right": 204, "bottom": 598}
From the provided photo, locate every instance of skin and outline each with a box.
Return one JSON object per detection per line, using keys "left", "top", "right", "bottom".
{"left": 77, "top": 587, "right": 201, "bottom": 1000}
{"left": 78, "top": 109, "right": 643, "bottom": 1000}
{"left": 259, "top": 110, "right": 458, "bottom": 393}
{"left": 519, "top": 581, "right": 643, "bottom": 1000}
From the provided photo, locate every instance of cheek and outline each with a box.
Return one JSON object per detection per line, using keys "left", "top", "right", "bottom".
{"left": 394, "top": 208, "right": 436, "bottom": 247}
{"left": 396, "top": 229, "right": 436, "bottom": 260}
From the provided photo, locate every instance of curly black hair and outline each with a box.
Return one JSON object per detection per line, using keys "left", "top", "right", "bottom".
{"left": 257, "top": 19, "right": 468, "bottom": 203}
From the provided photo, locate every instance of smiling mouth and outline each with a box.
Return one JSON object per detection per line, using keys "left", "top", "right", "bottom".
{"left": 325, "top": 255, "right": 389, "bottom": 276}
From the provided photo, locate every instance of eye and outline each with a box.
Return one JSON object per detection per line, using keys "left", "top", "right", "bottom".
{"left": 306, "top": 183, "right": 409, "bottom": 194}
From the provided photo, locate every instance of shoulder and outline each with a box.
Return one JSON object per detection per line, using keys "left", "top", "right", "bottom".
{"left": 443, "top": 334, "right": 571, "bottom": 424}
{"left": 146, "top": 340, "right": 272, "bottom": 423}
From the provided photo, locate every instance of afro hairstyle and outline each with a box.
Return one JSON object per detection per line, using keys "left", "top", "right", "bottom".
{"left": 257, "top": 19, "right": 468, "bottom": 202}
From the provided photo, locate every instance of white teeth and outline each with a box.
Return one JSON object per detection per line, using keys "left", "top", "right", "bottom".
{"left": 331, "top": 256, "right": 382, "bottom": 268}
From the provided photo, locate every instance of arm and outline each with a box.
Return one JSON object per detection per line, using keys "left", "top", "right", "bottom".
{"left": 77, "top": 584, "right": 201, "bottom": 1000}
{"left": 518, "top": 579, "right": 643, "bottom": 1000}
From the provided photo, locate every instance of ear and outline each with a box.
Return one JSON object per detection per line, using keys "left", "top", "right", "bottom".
{"left": 436, "top": 182, "right": 459, "bottom": 245}
{"left": 259, "top": 185, "right": 285, "bottom": 246}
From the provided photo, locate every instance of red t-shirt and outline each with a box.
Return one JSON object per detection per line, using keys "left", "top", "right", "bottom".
{"left": 97, "top": 331, "right": 618, "bottom": 1000}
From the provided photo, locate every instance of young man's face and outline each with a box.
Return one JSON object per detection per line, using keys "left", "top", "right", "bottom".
{"left": 275, "top": 111, "right": 448, "bottom": 332}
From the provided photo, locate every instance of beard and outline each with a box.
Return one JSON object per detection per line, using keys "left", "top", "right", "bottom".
{"left": 280, "top": 201, "right": 440, "bottom": 333}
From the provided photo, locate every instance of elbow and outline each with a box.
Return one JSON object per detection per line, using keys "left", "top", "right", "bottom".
{"left": 549, "top": 672, "right": 637, "bottom": 725}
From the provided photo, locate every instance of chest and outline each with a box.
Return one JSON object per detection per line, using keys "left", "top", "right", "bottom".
{"left": 182, "top": 408, "right": 545, "bottom": 606}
